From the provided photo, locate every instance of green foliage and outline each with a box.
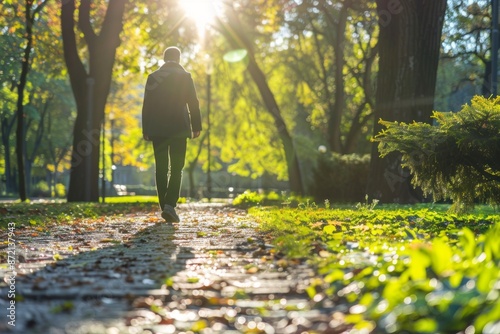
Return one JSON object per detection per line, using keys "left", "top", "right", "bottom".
{"left": 250, "top": 204, "right": 500, "bottom": 333}
{"left": 355, "top": 194, "right": 380, "bottom": 211}
{"left": 32, "top": 180, "right": 50, "bottom": 197}
{"left": 232, "top": 190, "right": 306, "bottom": 208}
{"left": 436, "top": 1, "right": 488, "bottom": 112}
{"left": 29, "top": 182, "right": 66, "bottom": 198}
{"left": 374, "top": 96, "right": 500, "bottom": 212}
{"left": 278, "top": 1, "right": 378, "bottom": 154}
{"left": 104, "top": 196, "right": 157, "bottom": 204}
{"left": 54, "top": 183, "right": 66, "bottom": 198}
{"left": 232, "top": 190, "right": 266, "bottom": 207}
{"left": 311, "top": 153, "right": 371, "bottom": 203}
{"left": 0, "top": 201, "right": 158, "bottom": 230}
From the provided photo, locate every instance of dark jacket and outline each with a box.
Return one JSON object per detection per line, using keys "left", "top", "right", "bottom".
{"left": 142, "top": 62, "right": 202, "bottom": 139}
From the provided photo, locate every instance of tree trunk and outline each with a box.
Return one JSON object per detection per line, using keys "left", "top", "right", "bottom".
{"left": 245, "top": 60, "right": 304, "bottom": 195}
{"left": 482, "top": 60, "right": 492, "bottom": 97}
{"left": 61, "top": 0, "right": 126, "bottom": 202}
{"left": 25, "top": 96, "right": 49, "bottom": 197}
{"left": 217, "top": 10, "right": 304, "bottom": 195}
{"left": 1, "top": 115, "right": 16, "bottom": 194}
{"left": 16, "top": 1, "right": 35, "bottom": 201}
{"left": 367, "top": 0, "right": 447, "bottom": 203}
{"left": 14, "top": 0, "right": 49, "bottom": 201}
{"left": 343, "top": 101, "right": 372, "bottom": 153}
{"left": 329, "top": 2, "right": 350, "bottom": 153}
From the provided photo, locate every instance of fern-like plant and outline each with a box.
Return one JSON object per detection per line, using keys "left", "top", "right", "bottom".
{"left": 373, "top": 95, "right": 500, "bottom": 212}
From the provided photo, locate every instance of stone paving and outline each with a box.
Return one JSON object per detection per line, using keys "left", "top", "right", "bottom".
{"left": 0, "top": 204, "right": 349, "bottom": 334}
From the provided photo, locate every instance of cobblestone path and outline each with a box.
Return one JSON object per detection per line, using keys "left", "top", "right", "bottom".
{"left": 1, "top": 204, "right": 346, "bottom": 334}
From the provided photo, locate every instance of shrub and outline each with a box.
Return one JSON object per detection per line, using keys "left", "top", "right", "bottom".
{"left": 32, "top": 180, "right": 50, "bottom": 197}
{"left": 232, "top": 191, "right": 264, "bottom": 207}
{"left": 55, "top": 183, "right": 66, "bottom": 198}
{"left": 311, "top": 153, "right": 370, "bottom": 203}
{"left": 374, "top": 95, "right": 500, "bottom": 212}
{"left": 232, "top": 190, "right": 305, "bottom": 208}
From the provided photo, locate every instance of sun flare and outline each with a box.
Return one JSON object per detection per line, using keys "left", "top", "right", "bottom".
{"left": 179, "top": 0, "right": 221, "bottom": 32}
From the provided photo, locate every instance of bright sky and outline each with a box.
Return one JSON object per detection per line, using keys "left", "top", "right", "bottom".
{"left": 179, "top": 0, "right": 222, "bottom": 36}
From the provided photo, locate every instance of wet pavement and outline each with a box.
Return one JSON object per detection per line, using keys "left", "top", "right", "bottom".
{"left": 0, "top": 204, "right": 348, "bottom": 334}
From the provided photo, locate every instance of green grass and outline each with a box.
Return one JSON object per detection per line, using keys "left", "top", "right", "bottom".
{"left": 250, "top": 203, "right": 500, "bottom": 333}
{"left": 103, "top": 195, "right": 158, "bottom": 203}
{"left": 0, "top": 197, "right": 159, "bottom": 230}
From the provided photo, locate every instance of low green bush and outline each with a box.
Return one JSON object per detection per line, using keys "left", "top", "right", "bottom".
{"left": 232, "top": 190, "right": 306, "bottom": 208}
{"left": 374, "top": 95, "right": 500, "bottom": 212}
{"left": 55, "top": 183, "right": 66, "bottom": 198}
{"left": 31, "top": 180, "right": 50, "bottom": 197}
{"left": 311, "top": 153, "right": 370, "bottom": 203}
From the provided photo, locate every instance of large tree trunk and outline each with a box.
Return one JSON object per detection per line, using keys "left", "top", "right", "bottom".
{"left": 367, "top": 0, "right": 447, "bottom": 203}
{"left": 61, "top": 0, "right": 126, "bottom": 202}
{"left": 245, "top": 60, "right": 304, "bottom": 195}
{"left": 217, "top": 10, "right": 304, "bottom": 195}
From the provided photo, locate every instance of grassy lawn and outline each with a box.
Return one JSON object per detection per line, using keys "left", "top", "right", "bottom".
{"left": 2, "top": 195, "right": 499, "bottom": 332}
{"left": 0, "top": 196, "right": 159, "bottom": 230}
{"left": 250, "top": 203, "right": 500, "bottom": 333}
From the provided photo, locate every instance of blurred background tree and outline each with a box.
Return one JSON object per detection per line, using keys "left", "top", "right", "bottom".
{"left": 0, "top": 0, "right": 496, "bottom": 205}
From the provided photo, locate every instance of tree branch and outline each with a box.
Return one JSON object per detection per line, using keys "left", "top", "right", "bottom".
{"left": 78, "top": 0, "right": 97, "bottom": 47}
{"left": 29, "top": 97, "right": 51, "bottom": 162}
{"left": 61, "top": 0, "right": 87, "bottom": 104}
{"left": 32, "top": 0, "right": 49, "bottom": 18}
{"left": 100, "top": 0, "right": 127, "bottom": 47}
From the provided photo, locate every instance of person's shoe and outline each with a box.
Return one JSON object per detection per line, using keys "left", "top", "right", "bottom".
{"left": 161, "top": 204, "right": 180, "bottom": 222}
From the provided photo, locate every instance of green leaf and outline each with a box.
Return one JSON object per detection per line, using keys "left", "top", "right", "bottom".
{"left": 323, "top": 224, "right": 334, "bottom": 234}
{"left": 484, "top": 225, "right": 500, "bottom": 261}
{"left": 430, "top": 239, "right": 453, "bottom": 275}
{"left": 305, "top": 285, "right": 317, "bottom": 299}
{"left": 475, "top": 299, "right": 500, "bottom": 332}
{"left": 404, "top": 227, "right": 418, "bottom": 240}
{"left": 408, "top": 249, "right": 430, "bottom": 281}
{"left": 458, "top": 228, "right": 476, "bottom": 259}
{"left": 324, "top": 269, "right": 344, "bottom": 283}
{"left": 477, "top": 263, "right": 497, "bottom": 294}
{"left": 413, "top": 318, "right": 438, "bottom": 333}
{"left": 449, "top": 272, "right": 463, "bottom": 288}
{"left": 191, "top": 320, "right": 208, "bottom": 332}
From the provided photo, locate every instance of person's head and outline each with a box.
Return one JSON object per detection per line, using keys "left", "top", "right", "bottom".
{"left": 163, "top": 46, "right": 181, "bottom": 63}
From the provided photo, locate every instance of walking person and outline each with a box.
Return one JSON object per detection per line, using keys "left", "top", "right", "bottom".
{"left": 142, "top": 46, "right": 202, "bottom": 222}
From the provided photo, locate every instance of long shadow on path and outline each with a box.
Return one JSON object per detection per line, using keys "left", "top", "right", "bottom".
{"left": 0, "top": 215, "right": 193, "bottom": 333}
{"left": 2, "top": 204, "right": 343, "bottom": 334}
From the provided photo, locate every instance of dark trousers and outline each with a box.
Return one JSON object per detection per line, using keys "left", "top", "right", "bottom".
{"left": 152, "top": 137, "right": 187, "bottom": 209}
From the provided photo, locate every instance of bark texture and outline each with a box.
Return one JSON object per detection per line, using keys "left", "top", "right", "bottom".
{"left": 61, "top": 0, "right": 126, "bottom": 202}
{"left": 367, "top": 0, "right": 447, "bottom": 203}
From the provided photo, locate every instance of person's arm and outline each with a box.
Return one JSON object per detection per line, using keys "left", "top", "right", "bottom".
{"left": 186, "top": 74, "right": 202, "bottom": 134}
{"left": 141, "top": 77, "right": 152, "bottom": 141}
